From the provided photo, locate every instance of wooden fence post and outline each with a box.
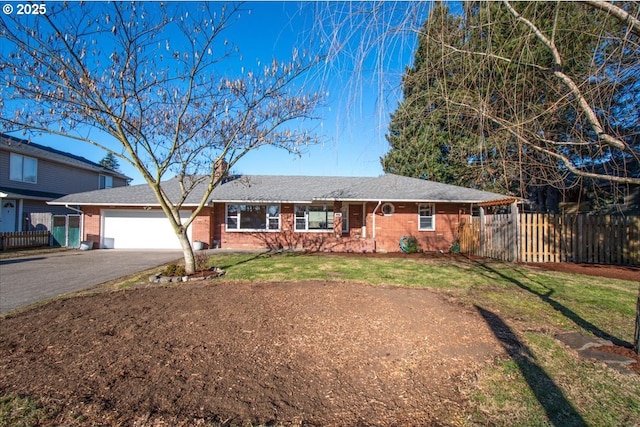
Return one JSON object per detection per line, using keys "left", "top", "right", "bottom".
{"left": 511, "top": 201, "right": 519, "bottom": 262}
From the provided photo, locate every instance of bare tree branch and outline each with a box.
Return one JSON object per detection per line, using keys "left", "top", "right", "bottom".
{"left": 584, "top": 0, "right": 640, "bottom": 36}
{"left": 503, "top": 0, "right": 629, "bottom": 153}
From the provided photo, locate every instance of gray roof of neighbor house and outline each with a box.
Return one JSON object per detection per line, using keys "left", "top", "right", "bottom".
{"left": 49, "top": 174, "right": 513, "bottom": 206}
{"left": 1, "top": 133, "right": 130, "bottom": 181}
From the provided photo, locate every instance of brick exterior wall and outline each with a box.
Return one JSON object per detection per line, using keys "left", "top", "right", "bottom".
{"left": 80, "top": 203, "right": 471, "bottom": 252}
{"left": 191, "top": 208, "right": 213, "bottom": 246}
{"left": 82, "top": 206, "right": 102, "bottom": 247}
{"left": 369, "top": 202, "right": 469, "bottom": 252}
{"left": 215, "top": 201, "right": 472, "bottom": 253}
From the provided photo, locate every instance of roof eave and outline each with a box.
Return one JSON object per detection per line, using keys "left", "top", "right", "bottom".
{"left": 210, "top": 199, "right": 313, "bottom": 204}
{"left": 47, "top": 201, "right": 201, "bottom": 207}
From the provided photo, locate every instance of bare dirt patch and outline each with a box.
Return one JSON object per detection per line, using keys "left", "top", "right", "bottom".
{"left": 0, "top": 280, "right": 505, "bottom": 426}
{"left": 521, "top": 261, "right": 640, "bottom": 282}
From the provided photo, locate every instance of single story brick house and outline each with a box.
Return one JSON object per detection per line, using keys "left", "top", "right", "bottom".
{"left": 49, "top": 174, "right": 514, "bottom": 252}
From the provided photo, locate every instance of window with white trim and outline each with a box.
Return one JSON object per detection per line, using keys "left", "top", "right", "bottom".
{"left": 226, "top": 204, "right": 280, "bottom": 231}
{"left": 295, "top": 204, "right": 334, "bottom": 231}
{"left": 9, "top": 153, "right": 37, "bottom": 183}
{"left": 418, "top": 203, "right": 435, "bottom": 231}
{"left": 99, "top": 174, "right": 113, "bottom": 189}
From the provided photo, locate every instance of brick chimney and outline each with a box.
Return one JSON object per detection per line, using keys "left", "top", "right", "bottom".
{"left": 214, "top": 158, "right": 229, "bottom": 184}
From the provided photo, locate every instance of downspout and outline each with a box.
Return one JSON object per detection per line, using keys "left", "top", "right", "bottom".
{"left": 371, "top": 201, "right": 382, "bottom": 253}
{"left": 372, "top": 201, "right": 382, "bottom": 240}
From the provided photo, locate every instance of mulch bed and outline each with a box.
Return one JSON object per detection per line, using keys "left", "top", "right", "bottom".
{"left": 594, "top": 345, "right": 640, "bottom": 374}
{"left": 0, "top": 281, "right": 505, "bottom": 426}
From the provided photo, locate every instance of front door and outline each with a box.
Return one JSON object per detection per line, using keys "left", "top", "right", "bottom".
{"left": 0, "top": 199, "right": 17, "bottom": 232}
{"left": 348, "top": 204, "right": 363, "bottom": 237}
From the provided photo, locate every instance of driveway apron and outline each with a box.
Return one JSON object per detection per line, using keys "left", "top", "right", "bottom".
{"left": 0, "top": 250, "right": 182, "bottom": 314}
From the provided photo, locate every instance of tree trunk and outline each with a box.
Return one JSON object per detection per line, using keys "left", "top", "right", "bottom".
{"left": 634, "top": 283, "right": 640, "bottom": 354}
{"left": 177, "top": 231, "right": 196, "bottom": 275}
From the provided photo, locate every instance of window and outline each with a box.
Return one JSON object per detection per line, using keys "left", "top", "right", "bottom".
{"left": 9, "top": 153, "right": 37, "bottom": 183}
{"left": 295, "top": 204, "right": 334, "bottom": 231}
{"left": 381, "top": 203, "right": 395, "bottom": 215}
{"left": 226, "top": 204, "right": 280, "bottom": 231}
{"left": 418, "top": 203, "right": 435, "bottom": 231}
{"left": 99, "top": 175, "right": 113, "bottom": 189}
{"left": 341, "top": 205, "right": 349, "bottom": 233}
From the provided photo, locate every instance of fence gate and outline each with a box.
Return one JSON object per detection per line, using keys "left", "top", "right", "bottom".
{"left": 52, "top": 215, "right": 81, "bottom": 248}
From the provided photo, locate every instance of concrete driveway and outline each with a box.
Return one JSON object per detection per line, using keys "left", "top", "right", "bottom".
{"left": 0, "top": 249, "right": 183, "bottom": 314}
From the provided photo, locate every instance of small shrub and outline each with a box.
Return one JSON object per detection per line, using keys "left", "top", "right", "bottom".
{"left": 163, "top": 263, "right": 186, "bottom": 277}
{"left": 399, "top": 235, "right": 421, "bottom": 254}
{"left": 195, "top": 252, "right": 210, "bottom": 272}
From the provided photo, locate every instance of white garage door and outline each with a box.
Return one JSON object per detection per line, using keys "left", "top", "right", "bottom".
{"left": 102, "top": 210, "right": 192, "bottom": 249}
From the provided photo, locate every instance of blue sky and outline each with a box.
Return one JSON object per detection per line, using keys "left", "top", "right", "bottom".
{"left": 6, "top": 2, "right": 427, "bottom": 185}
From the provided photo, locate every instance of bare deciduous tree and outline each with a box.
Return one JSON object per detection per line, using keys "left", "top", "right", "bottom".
{"left": 1, "top": 2, "right": 323, "bottom": 273}
{"left": 314, "top": 0, "right": 640, "bottom": 353}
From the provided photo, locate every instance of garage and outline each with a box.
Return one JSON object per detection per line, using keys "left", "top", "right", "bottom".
{"left": 101, "top": 209, "right": 192, "bottom": 249}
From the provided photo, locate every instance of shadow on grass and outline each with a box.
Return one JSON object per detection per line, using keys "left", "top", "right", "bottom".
{"left": 473, "top": 259, "right": 632, "bottom": 348}
{"left": 476, "top": 305, "right": 588, "bottom": 427}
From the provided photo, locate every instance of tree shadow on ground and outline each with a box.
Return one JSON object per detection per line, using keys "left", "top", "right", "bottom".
{"left": 476, "top": 305, "right": 588, "bottom": 427}
{"left": 473, "top": 259, "right": 632, "bottom": 348}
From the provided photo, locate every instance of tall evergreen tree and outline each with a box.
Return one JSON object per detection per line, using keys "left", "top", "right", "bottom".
{"left": 382, "top": 1, "right": 639, "bottom": 206}
{"left": 382, "top": 4, "right": 477, "bottom": 187}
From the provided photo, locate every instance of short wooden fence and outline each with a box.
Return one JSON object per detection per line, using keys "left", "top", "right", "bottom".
{"left": 0, "top": 230, "right": 51, "bottom": 251}
{"left": 459, "top": 213, "right": 640, "bottom": 266}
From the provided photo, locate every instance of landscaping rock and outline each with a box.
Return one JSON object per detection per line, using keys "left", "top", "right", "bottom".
{"left": 148, "top": 267, "right": 225, "bottom": 284}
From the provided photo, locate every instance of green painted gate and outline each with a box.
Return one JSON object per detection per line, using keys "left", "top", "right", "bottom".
{"left": 52, "top": 215, "right": 81, "bottom": 247}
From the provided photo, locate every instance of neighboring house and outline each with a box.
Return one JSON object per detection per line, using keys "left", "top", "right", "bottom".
{"left": 0, "top": 134, "right": 129, "bottom": 241}
{"left": 49, "top": 173, "right": 514, "bottom": 252}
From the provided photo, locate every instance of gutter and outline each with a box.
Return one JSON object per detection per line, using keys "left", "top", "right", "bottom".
{"left": 64, "top": 204, "right": 84, "bottom": 215}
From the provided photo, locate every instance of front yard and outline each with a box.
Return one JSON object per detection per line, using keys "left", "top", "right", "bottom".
{"left": 1, "top": 252, "right": 639, "bottom": 426}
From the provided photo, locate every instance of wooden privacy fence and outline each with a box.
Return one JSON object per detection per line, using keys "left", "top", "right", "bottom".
{"left": 459, "top": 214, "right": 640, "bottom": 265}
{"left": 0, "top": 230, "right": 51, "bottom": 251}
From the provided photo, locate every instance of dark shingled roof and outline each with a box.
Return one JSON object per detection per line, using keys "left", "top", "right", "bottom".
{"left": 50, "top": 174, "right": 512, "bottom": 206}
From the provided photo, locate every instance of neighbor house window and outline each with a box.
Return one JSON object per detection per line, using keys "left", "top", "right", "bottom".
{"left": 99, "top": 175, "right": 113, "bottom": 189}
{"left": 9, "top": 153, "right": 37, "bottom": 183}
{"left": 295, "top": 204, "right": 334, "bottom": 231}
{"left": 418, "top": 203, "right": 435, "bottom": 231}
{"left": 226, "top": 204, "right": 280, "bottom": 231}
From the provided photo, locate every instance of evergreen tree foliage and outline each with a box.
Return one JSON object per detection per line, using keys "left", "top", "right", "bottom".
{"left": 383, "top": 1, "right": 639, "bottom": 206}
{"left": 99, "top": 153, "right": 120, "bottom": 172}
